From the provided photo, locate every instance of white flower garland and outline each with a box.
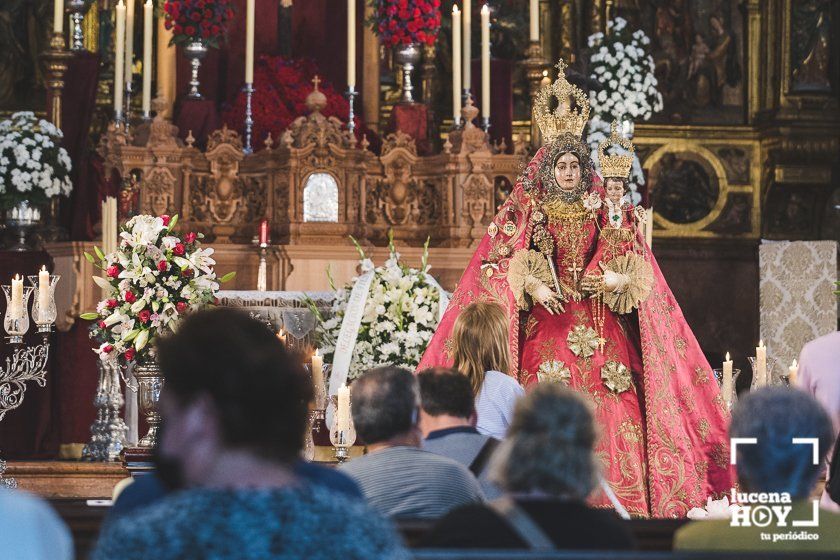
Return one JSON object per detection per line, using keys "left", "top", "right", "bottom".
{"left": 587, "top": 18, "right": 663, "bottom": 205}
{"left": 313, "top": 238, "right": 442, "bottom": 381}
{"left": 0, "top": 112, "right": 73, "bottom": 206}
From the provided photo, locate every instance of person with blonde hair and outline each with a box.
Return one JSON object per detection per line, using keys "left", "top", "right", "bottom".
{"left": 451, "top": 302, "right": 524, "bottom": 439}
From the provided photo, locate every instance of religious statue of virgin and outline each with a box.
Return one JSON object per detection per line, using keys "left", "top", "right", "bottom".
{"left": 419, "top": 61, "right": 732, "bottom": 518}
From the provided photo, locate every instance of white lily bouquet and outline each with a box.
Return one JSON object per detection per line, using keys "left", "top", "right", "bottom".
{"left": 0, "top": 111, "right": 73, "bottom": 208}
{"left": 586, "top": 17, "right": 663, "bottom": 204}
{"left": 312, "top": 236, "right": 445, "bottom": 382}
{"left": 81, "top": 214, "right": 234, "bottom": 367}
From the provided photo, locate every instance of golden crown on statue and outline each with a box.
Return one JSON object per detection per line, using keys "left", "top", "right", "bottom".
{"left": 533, "top": 60, "right": 591, "bottom": 142}
{"left": 599, "top": 120, "right": 635, "bottom": 179}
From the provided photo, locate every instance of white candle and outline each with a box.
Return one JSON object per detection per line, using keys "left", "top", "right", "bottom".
{"left": 54, "top": 0, "right": 64, "bottom": 35}
{"left": 462, "top": 0, "right": 471, "bottom": 90}
{"left": 125, "top": 0, "right": 136, "bottom": 82}
{"left": 452, "top": 5, "right": 462, "bottom": 122}
{"left": 788, "top": 359, "right": 798, "bottom": 386}
{"left": 11, "top": 275, "right": 23, "bottom": 320}
{"left": 38, "top": 266, "right": 50, "bottom": 319}
{"left": 142, "top": 0, "right": 153, "bottom": 115}
{"left": 276, "top": 328, "right": 287, "bottom": 345}
{"left": 722, "top": 352, "right": 733, "bottom": 407}
{"left": 347, "top": 0, "right": 356, "bottom": 88}
{"left": 245, "top": 0, "right": 255, "bottom": 83}
{"left": 311, "top": 350, "right": 325, "bottom": 407}
{"left": 114, "top": 1, "right": 126, "bottom": 116}
{"left": 336, "top": 383, "right": 351, "bottom": 434}
{"left": 529, "top": 0, "right": 539, "bottom": 41}
{"left": 756, "top": 340, "right": 767, "bottom": 387}
{"left": 480, "top": 4, "right": 490, "bottom": 120}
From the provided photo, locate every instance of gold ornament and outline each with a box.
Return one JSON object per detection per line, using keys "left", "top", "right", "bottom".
{"left": 488, "top": 223, "right": 499, "bottom": 237}
{"left": 503, "top": 221, "right": 517, "bottom": 236}
{"left": 599, "top": 120, "right": 635, "bottom": 179}
{"left": 601, "top": 360, "right": 633, "bottom": 393}
{"left": 537, "top": 360, "right": 572, "bottom": 384}
{"left": 567, "top": 324, "right": 600, "bottom": 358}
{"left": 533, "top": 60, "right": 591, "bottom": 142}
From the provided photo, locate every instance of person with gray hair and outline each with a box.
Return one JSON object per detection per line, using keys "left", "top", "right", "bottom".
{"left": 422, "top": 384, "right": 635, "bottom": 550}
{"left": 675, "top": 387, "right": 840, "bottom": 552}
{"left": 338, "top": 366, "right": 484, "bottom": 519}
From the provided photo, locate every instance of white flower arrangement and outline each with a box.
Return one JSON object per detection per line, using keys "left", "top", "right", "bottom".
{"left": 81, "top": 214, "right": 235, "bottom": 367}
{"left": 0, "top": 112, "right": 73, "bottom": 207}
{"left": 587, "top": 18, "right": 663, "bottom": 204}
{"left": 312, "top": 236, "right": 442, "bottom": 381}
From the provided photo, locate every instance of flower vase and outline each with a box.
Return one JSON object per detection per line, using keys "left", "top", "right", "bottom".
{"left": 4, "top": 201, "right": 42, "bottom": 251}
{"left": 134, "top": 360, "right": 164, "bottom": 448}
{"left": 184, "top": 41, "right": 209, "bottom": 99}
{"left": 393, "top": 42, "right": 422, "bottom": 104}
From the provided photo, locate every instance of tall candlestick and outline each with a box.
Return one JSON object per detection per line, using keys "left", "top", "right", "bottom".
{"left": 347, "top": 0, "right": 356, "bottom": 87}
{"left": 756, "top": 340, "right": 767, "bottom": 387}
{"left": 38, "top": 266, "right": 50, "bottom": 320}
{"left": 142, "top": 0, "right": 153, "bottom": 117}
{"left": 54, "top": 0, "right": 64, "bottom": 34}
{"left": 125, "top": 0, "right": 136, "bottom": 81}
{"left": 480, "top": 4, "right": 490, "bottom": 121}
{"left": 452, "top": 5, "right": 462, "bottom": 123}
{"left": 462, "top": 0, "right": 471, "bottom": 90}
{"left": 11, "top": 275, "right": 23, "bottom": 320}
{"left": 336, "top": 383, "right": 351, "bottom": 434}
{"left": 722, "top": 352, "right": 733, "bottom": 407}
{"left": 245, "top": 0, "right": 255, "bottom": 83}
{"left": 788, "top": 359, "right": 798, "bottom": 386}
{"left": 114, "top": 1, "right": 127, "bottom": 119}
{"left": 529, "top": 0, "right": 539, "bottom": 41}
{"left": 311, "top": 350, "right": 325, "bottom": 407}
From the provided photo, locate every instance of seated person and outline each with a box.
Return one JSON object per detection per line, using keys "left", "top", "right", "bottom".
{"left": 421, "top": 384, "right": 636, "bottom": 550}
{"left": 418, "top": 367, "right": 503, "bottom": 499}
{"left": 0, "top": 489, "right": 73, "bottom": 560}
{"left": 675, "top": 387, "right": 840, "bottom": 552}
{"left": 93, "top": 308, "right": 407, "bottom": 560}
{"left": 339, "top": 366, "right": 484, "bottom": 519}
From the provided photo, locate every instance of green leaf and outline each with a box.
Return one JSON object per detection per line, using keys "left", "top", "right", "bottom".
{"left": 168, "top": 214, "right": 179, "bottom": 231}
{"left": 83, "top": 251, "right": 96, "bottom": 264}
{"left": 387, "top": 228, "right": 396, "bottom": 255}
{"left": 349, "top": 235, "right": 366, "bottom": 261}
{"left": 94, "top": 246, "right": 105, "bottom": 260}
{"left": 421, "top": 236, "right": 431, "bottom": 271}
{"left": 220, "top": 271, "right": 237, "bottom": 283}
{"left": 326, "top": 264, "right": 336, "bottom": 292}
{"left": 80, "top": 312, "right": 100, "bottom": 321}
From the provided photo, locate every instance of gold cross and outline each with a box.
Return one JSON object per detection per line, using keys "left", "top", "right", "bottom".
{"left": 311, "top": 75, "right": 321, "bottom": 91}
{"left": 598, "top": 337, "right": 607, "bottom": 352}
{"left": 555, "top": 60, "right": 567, "bottom": 74}
{"left": 567, "top": 260, "right": 583, "bottom": 283}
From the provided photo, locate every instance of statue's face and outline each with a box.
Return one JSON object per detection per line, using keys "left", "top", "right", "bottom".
{"left": 553, "top": 152, "right": 581, "bottom": 192}
{"left": 605, "top": 178, "right": 625, "bottom": 203}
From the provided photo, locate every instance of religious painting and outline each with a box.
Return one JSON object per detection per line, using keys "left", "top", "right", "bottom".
{"left": 648, "top": 150, "right": 719, "bottom": 224}
{"left": 0, "top": 0, "right": 51, "bottom": 112}
{"left": 790, "top": 0, "right": 835, "bottom": 93}
{"left": 616, "top": 0, "right": 746, "bottom": 124}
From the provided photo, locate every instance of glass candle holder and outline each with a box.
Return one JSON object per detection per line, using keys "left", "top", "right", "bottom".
{"left": 27, "top": 274, "right": 60, "bottom": 332}
{"left": 329, "top": 401, "right": 356, "bottom": 463}
{"left": 713, "top": 368, "right": 741, "bottom": 411}
{"left": 3, "top": 285, "right": 33, "bottom": 343}
{"left": 748, "top": 356, "right": 779, "bottom": 390}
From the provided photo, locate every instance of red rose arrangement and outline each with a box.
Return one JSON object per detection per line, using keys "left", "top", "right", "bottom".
{"left": 223, "top": 56, "right": 378, "bottom": 151}
{"left": 163, "top": 0, "right": 235, "bottom": 48}
{"left": 371, "top": 0, "right": 442, "bottom": 46}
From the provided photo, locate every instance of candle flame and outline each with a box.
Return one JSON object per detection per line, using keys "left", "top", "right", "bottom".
{"left": 542, "top": 70, "right": 548, "bottom": 77}
{"left": 758, "top": 339, "right": 764, "bottom": 348}
{"left": 40, "top": 265, "right": 47, "bottom": 272}
{"left": 313, "top": 348, "right": 320, "bottom": 358}
{"left": 481, "top": 4, "right": 489, "bottom": 14}
{"left": 452, "top": 4, "right": 459, "bottom": 14}
{"left": 725, "top": 352, "right": 730, "bottom": 361}
{"left": 13, "top": 274, "right": 21, "bottom": 281}
{"left": 791, "top": 359, "right": 798, "bottom": 368}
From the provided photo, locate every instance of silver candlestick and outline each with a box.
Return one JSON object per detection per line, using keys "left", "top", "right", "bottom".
{"left": 345, "top": 86, "right": 358, "bottom": 135}
{"left": 82, "top": 360, "right": 128, "bottom": 461}
{"left": 66, "top": 0, "right": 90, "bottom": 51}
{"left": 243, "top": 83, "right": 255, "bottom": 154}
{"left": 124, "top": 80, "right": 133, "bottom": 133}
{"left": 482, "top": 117, "right": 491, "bottom": 133}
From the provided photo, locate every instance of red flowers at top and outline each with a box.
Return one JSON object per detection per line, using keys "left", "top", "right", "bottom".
{"left": 157, "top": 260, "right": 169, "bottom": 272}
{"left": 185, "top": 232, "right": 197, "bottom": 244}
{"left": 372, "top": 0, "right": 441, "bottom": 46}
{"left": 161, "top": 215, "right": 171, "bottom": 226}
{"left": 173, "top": 243, "right": 186, "bottom": 256}
{"left": 138, "top": 310, "right": 151, "bottom": 324}
{"left": 107, "top": 265, "right": 120, "bottom": 278}
{"left": 124, "top": 291, "right": 137, "bottom": 304}
{"left": 163, "top": 0, "right": 234, "bottom": 48}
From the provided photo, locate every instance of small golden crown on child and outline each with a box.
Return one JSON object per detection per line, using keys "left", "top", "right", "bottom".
{"left": 533, "top": 60, "right": 590, "bottom": 142}
{"left": 599, "top": 121, "right": 635, "bottom": 179}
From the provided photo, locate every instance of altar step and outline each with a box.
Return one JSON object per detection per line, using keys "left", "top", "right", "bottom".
{"left": 6, "top": 461, "right": 127, "bottom": 499}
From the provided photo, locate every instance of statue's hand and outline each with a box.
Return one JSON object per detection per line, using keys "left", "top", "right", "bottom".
{"left": 533, "top": 283, "right": 565, "bottom": 315}
{"left": 580, "top": 273, "right": 604, "bottom": 296}
{"left": 603, "top": 269, "right": 630, "bottom": 294}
